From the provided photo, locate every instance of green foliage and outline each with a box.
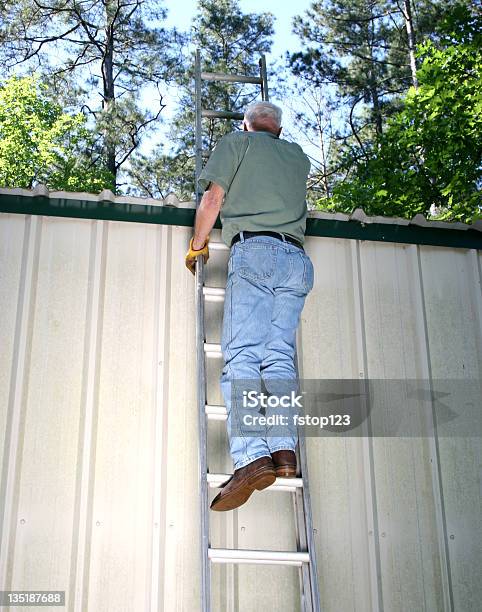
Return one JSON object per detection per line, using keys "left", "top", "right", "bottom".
{"left": 0, "top": 75, "right": 113, "bottom": 191}
{"left": 289, "top": 0, "right": 470, "bottom": 204}
{"left": 322, "top": 5, "right": 481, "bottom": 223}
{"left": 0, "top": 0, "right": 182, "bottom": 192}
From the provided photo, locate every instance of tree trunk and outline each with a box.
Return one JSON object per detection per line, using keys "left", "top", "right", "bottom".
{"left": 368, "top": 13, "right": 383, "bottom": 136}
{"left": 370, "top": 81, "right": 383, "bottom": 136}
{"left": 403, "top": 0, "right": 419, "bottom": 89}
{"left": 317, "top": 116, "right": 330, "bottom": 198}
{"left": 101, "top": 3, "right": 116, "bottom": 191}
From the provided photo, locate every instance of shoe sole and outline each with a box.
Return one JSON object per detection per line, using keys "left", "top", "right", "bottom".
{"left": 253, "top": 471, "right": 277, "bottom": 490}
{"left": 210, "top": 468, "right": 276, "bottom": 512}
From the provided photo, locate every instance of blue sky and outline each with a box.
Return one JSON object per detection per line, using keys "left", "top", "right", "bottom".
{"left": 164, "top": 0, "right": 313, "bottom": 61}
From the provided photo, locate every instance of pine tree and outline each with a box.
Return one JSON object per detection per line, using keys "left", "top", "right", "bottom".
{"left": 0, "top": 0, "right": 183, "bottom": 192}
{"left": 127, "top": 0, "right": 274, "bottom": 199}
{"left": 289, "top": 0, "right": 467, "bottom": 199}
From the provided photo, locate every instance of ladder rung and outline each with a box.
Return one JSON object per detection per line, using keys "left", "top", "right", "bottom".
{"left": 204, "top": 342, "right": 222, "bottom": 357}
{"left": 205, "top": 404, "right": 227, "bottom": 420}
{"left": 208, "top": 242, "right": 229, "bottom": 252}
{"left": 203, "top": 286, "right": 225, "bottom": 302}
{"left": 201, "top": 71, "right": 263, "bottom": 85}
{"left": 207, "top": 473, "right": 303, "bottom": 491}
{"left": 202, "top": 109, "right": 244, "bottom": 120}
{"left": 209, "top": 548, "right": 310, "bottom": 566}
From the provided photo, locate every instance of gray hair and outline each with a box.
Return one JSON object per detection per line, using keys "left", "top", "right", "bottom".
{"left": 244, "top": 101, "right": 282, "bottom": 129}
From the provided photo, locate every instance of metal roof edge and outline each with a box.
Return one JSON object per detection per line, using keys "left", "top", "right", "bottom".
{"left": 308, "top": 208, "right": 480, "bottom": 232}
{"left": 0, "top": 185, "right": 197, "bottom": 209}
{"left": 0, "top": 186, "right": 481, "bottom": 250}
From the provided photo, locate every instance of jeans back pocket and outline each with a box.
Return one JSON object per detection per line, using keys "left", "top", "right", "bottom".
{"left": 238, "top": 244, "right": 278, "bottom": 281}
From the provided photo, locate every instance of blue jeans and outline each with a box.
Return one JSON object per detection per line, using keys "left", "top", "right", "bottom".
{"left": 220, "top": 232, "right": 315, "bottom": 470}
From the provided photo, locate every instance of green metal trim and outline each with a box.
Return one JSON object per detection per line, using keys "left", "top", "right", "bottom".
{"left": 1, "top": 193, "right": 481, "bottom": 250}
{"left": 307, "top": 217, "right": 482, "bottom": 250}
{"left": 0, "top": 194, "right": 197, "bottom": 227}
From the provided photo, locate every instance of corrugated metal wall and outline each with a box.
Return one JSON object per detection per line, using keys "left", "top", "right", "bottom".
{"left": 0, "top": 212, "right": 481, "bottom": 611}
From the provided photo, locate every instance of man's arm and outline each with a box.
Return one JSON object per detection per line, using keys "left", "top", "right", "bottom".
{"left": 192, "top": 182, "right": 225, "bottom": 249}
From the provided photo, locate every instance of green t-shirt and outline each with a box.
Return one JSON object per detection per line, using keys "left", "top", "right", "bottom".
{"left": 198, "top": 130, "right": 311, "bottom": 247}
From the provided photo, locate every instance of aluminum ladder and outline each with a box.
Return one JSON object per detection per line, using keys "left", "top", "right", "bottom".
{"left": 194, "top": 49, "right": 321, "bottom": 612}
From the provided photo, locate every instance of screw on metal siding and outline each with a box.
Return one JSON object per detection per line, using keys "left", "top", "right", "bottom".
{"left": 20, "top": 519, "right": 25, "bottom": 524}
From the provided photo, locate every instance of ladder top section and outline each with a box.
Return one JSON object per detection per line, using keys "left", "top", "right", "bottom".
{"left": 201, "top": 71, "right": 263, "bottom": 85}
{"left": 201, "top": 109, "right": 244, "bottom": 121}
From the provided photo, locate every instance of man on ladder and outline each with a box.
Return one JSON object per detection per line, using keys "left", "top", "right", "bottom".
{"left": 185, "top": 100, "right": 314, "bottom": 512}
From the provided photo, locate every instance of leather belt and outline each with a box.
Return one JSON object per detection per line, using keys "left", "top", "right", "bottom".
{"left": 231, "top": 230, "right": 304, "bottom": 251}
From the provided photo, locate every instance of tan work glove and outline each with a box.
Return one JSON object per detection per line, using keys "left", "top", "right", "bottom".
{"left": 185, "top": 235, "right": 210, "bottom": 275}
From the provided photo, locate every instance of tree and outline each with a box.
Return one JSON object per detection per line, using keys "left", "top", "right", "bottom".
{"left": 0, "top": 75, "right": 113, "bottom": 190}
{"left": 289, "top": 0, "right": 466, "bottom": 184}
{"left": 127, "top": 151, "right": 195, "bottom": 201}
{"left": 325, "top": 4, "right": 482, "bottom": 222}
{"left": 127, "top": 0, "right": 274, "bottom": 199}
{"left": 0, "top": 0, "right": 182, "bottom": 192}
{"left": 281, "top": 84, "right": 339, "bottom": 205}
{"left": 290, "top": 0, "right": 409, "bottom": 141}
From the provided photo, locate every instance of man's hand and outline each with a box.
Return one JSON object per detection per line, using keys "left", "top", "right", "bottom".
{"left": 185, "top": 234, "right": 210, "bottom": 275}
{"left": 185, "top": 182, "right": 225, "bottom": 275}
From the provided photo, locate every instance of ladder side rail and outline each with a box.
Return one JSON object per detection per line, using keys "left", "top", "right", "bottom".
{"left": 293, "top": 485, "right": 314, "bottom": 612}
{"left": 294, "top": 347, "right": 322, "bottom": 611}
{"left": 292, "top": 343, "right": 315, "bottom": 611}
{"left": 195, "top": 50, "right": 203, "bottom": 207}
{"left": 259, "top": 55, "right": 269, "bottom": 102}
{"left": 195, "top": 259, "right": 210, "bottom": 612}
{"left": 195, "top": 49, "right": 211, "bottom": 612}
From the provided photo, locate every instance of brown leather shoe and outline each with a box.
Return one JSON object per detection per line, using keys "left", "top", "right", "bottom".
{"left": 271, "top": 450, "right": 297, "bottom": 478}
{"left": 210, "top": 456, "right": 276, "bottom": 511}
